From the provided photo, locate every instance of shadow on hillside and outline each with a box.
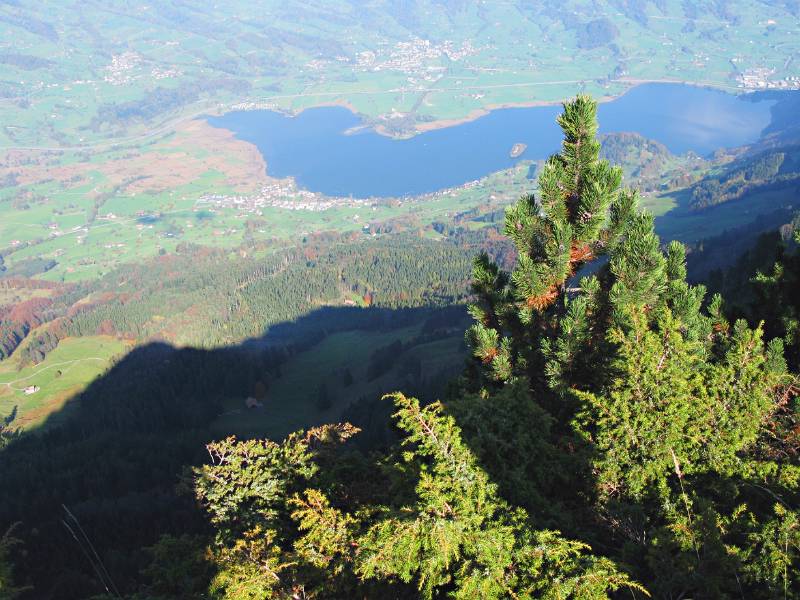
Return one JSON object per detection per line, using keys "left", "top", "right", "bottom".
{"left": 0, "top": 298, "right": 757, "bottom": 599}
{"left": 0, "top": 304, "right": 468, "bottom": 599}
{"left": 652, "top": 179, "right": 800, "bottom": 246}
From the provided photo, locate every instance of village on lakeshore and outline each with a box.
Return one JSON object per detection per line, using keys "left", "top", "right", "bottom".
{"left": 196, "top": 176, "right": 484, "bottom": 214}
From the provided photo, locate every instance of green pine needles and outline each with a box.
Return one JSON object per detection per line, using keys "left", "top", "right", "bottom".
{"left": 462, "top": 95, "right": 799, "bottom": 597}
{"left": 152, "top": 96, "right": 800, "bottom": 599}
{"left": 190, "top": 396, "right": 645, "bottom": 599}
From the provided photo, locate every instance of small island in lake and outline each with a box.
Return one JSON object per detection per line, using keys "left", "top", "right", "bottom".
{"left": 509, "top": 142, "right": 527, "bottom": 158}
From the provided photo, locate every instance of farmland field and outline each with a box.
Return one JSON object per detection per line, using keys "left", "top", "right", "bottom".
{"left": 212, "top": 323, "right": 466, "bottom": 440}
{"left": 0, "top": 335, "right": 129, "bottom": 430}
{"left": 1, "top": 2, "right": 798, "bottom": 282}
{"left": 0, "top": 1, "right": 798, "bottom": 148}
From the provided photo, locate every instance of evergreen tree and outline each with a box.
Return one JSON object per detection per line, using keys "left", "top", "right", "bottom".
{"left": 192, "top": 424, "right": 361, "bottom": 599}
{"left": 0, "top": 526, "right": 23, "bottom": 600}
{"left": 752, "top": 227, "right": 800, "bottom": 370}
{"left": 0, "top": 408, "right": 19, "bottom": 451}
{"left": 463, "top": 95, "right": 798, "bottom": 597}
{"left": 191, "top": 396, "right": 643, "bottom": 599}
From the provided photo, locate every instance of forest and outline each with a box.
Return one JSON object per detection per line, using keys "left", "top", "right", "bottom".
{"left": 690, "top": 147, "right": 800, "bottom": 211}
{"left": 0, "top": 233, "right": 480, "bottom": 367}
{"left": 0, "top": 96, "right": 799, "bottom": 599}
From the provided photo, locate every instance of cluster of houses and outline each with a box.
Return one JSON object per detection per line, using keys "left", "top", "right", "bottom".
{"left": 737, "top": 67, "right": 800, "bottom": 90}
{"left": 197, "top": 180, "right": 375, "bottom": 214}
{"left": 354, "top": 38, "right": 481, "bottom": 74}
{"left": 104, "top": 51, "right": 181, "bottom": 86}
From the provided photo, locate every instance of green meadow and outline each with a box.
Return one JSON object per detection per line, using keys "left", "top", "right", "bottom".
{"left": 212, "top": 324, "right": 466, "bottom": 440}
{"left": 0, "top": 335, "right": 129, "bottom": 430}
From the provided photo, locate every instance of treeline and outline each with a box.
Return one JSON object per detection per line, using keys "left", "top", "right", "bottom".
{"left": 63, "top": 235, "right": 473, "bottom": 348}
{"left": 0, "top": 53, "right": 53, "bottom": 71}
{"left": 690, "top": 146, "right": 800, "bottom": 210}
{"left": 576, "top": 17, "right": 619, "bottom": 49}
{"left": 0, "top": 281, "right": 82, "bottom": 362}
{"left": 0, "top": 233, "right": 479, "bottom": 367}
{"left": 699, "top": 212, "right": 800, "bottom": 369}
{"left": 0, "top": 298, "right": 56, "bottom": 361}
{"left": 598, "top": 131, "right": 688, "bottom": 191}
{"left": 0, "top": 257, "right": 56, "bottom": 279}
{"left": 90, "top": 78, "right": 251, "bottom": 131}
{"left": 16, "top": 328, "right": 60, "bottom": 365}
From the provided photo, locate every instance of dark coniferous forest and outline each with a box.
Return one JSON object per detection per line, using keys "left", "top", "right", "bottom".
{"left": 1, "top": 97, "right": 800, "bottom": 599}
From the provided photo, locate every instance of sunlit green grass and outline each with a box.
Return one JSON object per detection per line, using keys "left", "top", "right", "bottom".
{"left": 0, "top": 335, "right": 130, "bottom": 431}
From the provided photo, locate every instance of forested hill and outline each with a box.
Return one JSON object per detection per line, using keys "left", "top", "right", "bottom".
{"left": 0, "top": 234, "right": 478, "bottom": 365}
{"left": 1, "top": 97, "right": 800, "bottom": 599}
{"left": 689, "top": 145, "right": 800, "bottom": 211}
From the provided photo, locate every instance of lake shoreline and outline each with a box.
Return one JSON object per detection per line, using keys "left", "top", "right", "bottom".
{"left": 242, "top": 78, "right": 755, "bottom": 141}
{"left": 400, "top": 79, "right": 753, "bottom": 138}
{"left": 206, "top": 82, "right": 780, "bottom": 198}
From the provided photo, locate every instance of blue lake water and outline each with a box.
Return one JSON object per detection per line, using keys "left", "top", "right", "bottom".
{"left": 207, "top": 84, "right": 779, "bottom": 198}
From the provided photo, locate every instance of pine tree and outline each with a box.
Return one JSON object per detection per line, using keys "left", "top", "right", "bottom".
{"left": 752, "top": 227, "right": 800, "bottom": 370}
{"left": 192, "top": 424, "right": 360, "bottom": 599}
{"left": 0, "top": 408, "right": 19, "bottom": 451}
{"left": 192, "top": 395, "right": 644, "bottom": 599}
{"left": 356, "top": 393, "right": 644, "bottom": 599}
{"left": 0, "top": 526, "right": 24, "bottom": 600}
{"left": 463, "top": 95, "right": 798, "bottom": 598}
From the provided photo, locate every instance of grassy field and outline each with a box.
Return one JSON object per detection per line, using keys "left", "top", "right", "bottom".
{"left": 212, "top": 324, "right": 465, "bottom": 440}
{"left": 0, "top": 138, "right": 532, "bottom": 281}
{"left": 655, "top": 187, "right": 800, "bottom": 243}
{"left": 0, "top": 335, "right": 130, "bottom": 431}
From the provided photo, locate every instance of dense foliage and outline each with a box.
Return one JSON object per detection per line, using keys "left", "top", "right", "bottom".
{"left": 5, "top": 236, "right": 471, "bottom": 356}
{"left": 750, "top": 227, "right": 800, "bottom": 369}
{"left": 690, "top": 146, "right": 800, "bottom": 211}
{"left": 130, "top": 96, "right": 800, "bottom": 598}
{"left": 461, "top": 96, "right": 800, "bottom": 597}
{"left": 696, "top": 212, "right": 800, "bottom": 371}
{"left": 597, "top": 132, "right": 684, "bottom": 192}
{"left": 2, "top": 96, "right": 800, "bottom": 599}
{"left": 0, "top": 412, "right": 21, "bottom": 599}
{"left": 185, "top": 396, "right": 644, "bottom": 599}
{"left": 0, "top": 525, "right": 24, "bottom": 600}
{"left": 0, "top": 234, "right": 477, "bottom": 369}
{"left": 0, "top": 407, "right": 19, "bottom": 450}
{"left": 726, "top": 221, "right": 800, "bottom": 371}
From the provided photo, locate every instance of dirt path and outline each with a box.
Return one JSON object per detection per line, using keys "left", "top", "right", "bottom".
{"left": 0, "top": 358, "right": 107, "bottom": 391}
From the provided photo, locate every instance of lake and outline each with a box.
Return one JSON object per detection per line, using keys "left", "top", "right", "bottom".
{"left": 208, "top": 84, "right": 779, "bottom": 198}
